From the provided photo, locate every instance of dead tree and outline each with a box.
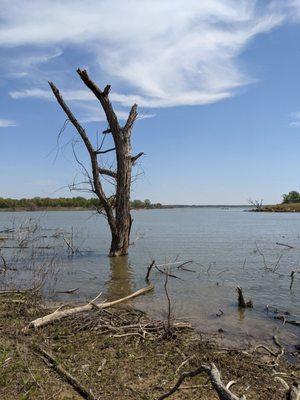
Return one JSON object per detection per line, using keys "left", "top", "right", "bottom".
{"left": 248, "top": 198, "right": 263, "bottom": 211}
{"left": 49, "top": 69, "right": 143, "bottom": 257}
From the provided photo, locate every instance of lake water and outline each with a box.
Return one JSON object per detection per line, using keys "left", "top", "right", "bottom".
{"left": 0, "top": 208, "right": 299, "bottom": 349}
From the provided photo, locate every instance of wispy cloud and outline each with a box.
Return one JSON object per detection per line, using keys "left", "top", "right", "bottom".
{"left": 0, "top": 1, "right": 292, "bottom": 108}
{"left": 290, "top": 111, "right": 300, "bottom": 127}
{"left": 10, "top": 88, "right": 52, "bottom": 100}
{"left": 78, "top": 103, "right": 155, "bottom": 123}
{"left": 0, "top": 118, "right": 17, "bottom": 127}
{"left": 1, "top": 47, "right": 62, "bottom": 81}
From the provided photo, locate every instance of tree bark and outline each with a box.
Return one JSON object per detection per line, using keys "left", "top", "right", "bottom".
{"left": 49, "top": 69, "right": 141, "bottom": 257}
{"left": 110, "top": 133, "right": 133, "bottom": 256}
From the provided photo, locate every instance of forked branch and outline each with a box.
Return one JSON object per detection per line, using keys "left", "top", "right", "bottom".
{"left": 158, "top": 363, "right": 246, "bottom": 400}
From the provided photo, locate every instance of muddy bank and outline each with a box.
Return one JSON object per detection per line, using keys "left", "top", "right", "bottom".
{"left": 0, "top": 291, "right": 299, "bottom": 399}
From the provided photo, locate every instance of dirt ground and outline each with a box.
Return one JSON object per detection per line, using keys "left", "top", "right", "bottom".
{"left": 0, "top": 291, "right": 299, "bottom": 400}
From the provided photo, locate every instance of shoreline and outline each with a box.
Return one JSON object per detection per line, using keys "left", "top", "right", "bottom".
{"left": 250, "top": 203, "right": 300, "bottom": 213}
{"left": 0, "top": 290, "right": 299, "bottom": 399}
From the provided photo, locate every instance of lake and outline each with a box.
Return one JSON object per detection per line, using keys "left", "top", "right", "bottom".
{"left": 0, "top": 208, "right": 299, "bottom": 349}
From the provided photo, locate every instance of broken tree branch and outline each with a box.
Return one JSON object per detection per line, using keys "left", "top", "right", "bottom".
{"left": 95, "top": 147, "right": 115, "bottom": 155}
{"left": 275, "top": 242, "right": 294, "bottom": 249}
{"left": 158, "top": 363, "right": 246, "bottom": 400}
{"left": 23, "top": 285, "right": 154, "bottom": 331}
{"left": 145, "top": 261, "right": 155, "bottom": 284}
{"left": 34, "top": 346, "right": 96, "bottom": 400}
{"left": 131, "top": 152, "right": 144, "bottom": 164}
{"left": 124, "top": 104, "right": 138, "bottom": 135}
{"left": 55, "top": 288, "right": 80, "bottom": 294}
{"left": 285, "top": 382, "right": 300, "bottom": 400}
{"left": 98, "top": 168, "right": 117, "bottom": 179}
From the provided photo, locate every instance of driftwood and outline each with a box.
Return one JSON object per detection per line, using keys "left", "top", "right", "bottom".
{"left": 290, "top": 270, "right": 300, "bottom": 290}
{"left": 56, "top": 288, "right": 80, "bottom": 294}
{"left": 274, "top": 315, "right": 300, "bottom": 326}
{"left": 275, "top": 242, "right": 294, "bottom": 249}
{"left": 277, "top": 378, "right": 300, "bottom": 400}
{"left": 24, "top": 285, "right": 153, "bottom": 331}
{"left": 158, "top": 360, "right": 299, "bottom": 400}
{"left": 254, "top": 335, "right": 284, "bottom": 369}
{"left": 35, "top": 346, "right": 96, "bottom": 400}
{"left": 145, "top": 261, "right": 155, "bottom": 284}
{"left": 286, "top": 382, "right": 300, "bottom": 400}
{"left": 158, "top": 362, "right": 246, "bottom": 400}
{"left": 0, "top": 289, "right": 27, "bottom": 295}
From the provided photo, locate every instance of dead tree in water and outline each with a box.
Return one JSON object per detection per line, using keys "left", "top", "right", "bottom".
{"left": 248, "top": 198, "right": 263, "bottom": 211}
{"left": 49, "top": 69, "right": 143, "bottom": 257}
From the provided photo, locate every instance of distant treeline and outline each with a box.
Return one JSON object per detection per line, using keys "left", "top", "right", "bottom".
{"left": 0, "top": 197, "right": 163, "bottom": 210}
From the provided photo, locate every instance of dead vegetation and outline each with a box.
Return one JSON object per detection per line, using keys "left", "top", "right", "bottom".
{"left": 0, "top": 277, "right": 299, "bottom": 400}
{"left": 0, "top": 223, "right": 299, "bottom": 399}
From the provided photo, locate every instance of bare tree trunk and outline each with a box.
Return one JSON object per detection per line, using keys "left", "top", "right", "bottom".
{"left": 49, "top": 69, "right": 143, "bottom": 257}
{"left": 109, "top": 130, "right": 133, "bottom": 256}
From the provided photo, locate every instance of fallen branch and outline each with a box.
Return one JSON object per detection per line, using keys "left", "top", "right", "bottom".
{"left": 290, "top": 270, "right": 300, "bottom": 290}
{"left": 145, "top": 261, "right": 155, "bottom": 284}
{"left": 155, "top": 265, "right": 181, "bottom": 280}
{"left": 254, "top": 345, "right": 277, "bottom": 357}
{"left": 273, "top": 335, "right": 284, "bottom": 363}
{"left": 275, "top": 242, "right": 294, "bottom": 249}
{"left": 34, "top": 346, "right": 96, "bottom": 400}
{"left": 158, "top": 362, "right": 246, "bottom": 400}
{"left": 55, "top": 288, "right": 80, "bottom": 294}
{"left": 157, "top": 365, "right": 205, "bottom": 400}
{"left": 177, "top": 261, "right": 195, "bottom": 272}
{"left": 0, "top": 289, "right": 27, "bottom": 295}
{"left": 273, "top": 376, "right": 300, "bottom": 400}
{"left": 24, "top": 285, "right": 154, "bottom": 331}
{"left": 285, "top": 382, "right": 300, "bottom": 400}
{"left": 274, "top": 315, "right": 300, "bottom": 326}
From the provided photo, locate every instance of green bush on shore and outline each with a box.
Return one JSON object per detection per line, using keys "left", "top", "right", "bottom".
{"left": 282, "top": 190, "right": 300, "bottom": 204}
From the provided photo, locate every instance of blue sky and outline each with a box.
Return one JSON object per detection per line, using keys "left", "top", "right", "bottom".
{"left": 0, "top": 0, "right": 300, "bottom": 204}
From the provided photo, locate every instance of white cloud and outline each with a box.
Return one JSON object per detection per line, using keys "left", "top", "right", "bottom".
{"left": 0, "top": 1, "right": 290, "bottom": 108}
{"left": 10, "top": 88, "right": 52, "bottom": 100}
{"left": 0, "top": 118, "right": 17, "bottom": 127}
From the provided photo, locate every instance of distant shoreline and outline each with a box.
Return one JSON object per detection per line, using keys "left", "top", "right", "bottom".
{"left": 250, "top": 203, "right": 300, "bottom": 213}
{"left": 0, "top": 205, "right": 251, "bottom": 212}
{"left": 1, "top": 204, "right": 300, "bottom": 212}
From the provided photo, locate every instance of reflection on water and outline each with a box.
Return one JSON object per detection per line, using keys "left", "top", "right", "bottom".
{"left": 0, "top": 208, "right": 299, "bottom": 348}
{"left": 237, "top": 307, "right": 246, "bottom": 321}
{"left": 105, "top": 256, "right": 134, "bottom": 300}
